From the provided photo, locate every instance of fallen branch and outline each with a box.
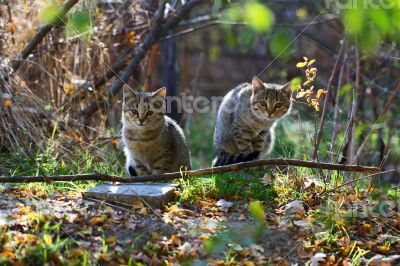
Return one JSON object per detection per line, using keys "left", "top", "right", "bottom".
{"left": 0, "top": 159, "right": 381, "bottom": 184}
{"left": 11, "top": 0, "right": 80, "bottom": 72}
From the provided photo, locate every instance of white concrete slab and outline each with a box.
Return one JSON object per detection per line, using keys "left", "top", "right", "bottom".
{"left": 82, "top": 183, "right": 178, "bottom": 209}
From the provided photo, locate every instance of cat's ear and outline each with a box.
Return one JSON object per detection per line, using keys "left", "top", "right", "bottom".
{"left": 281, "top": 82, "right": 292, "bottom": 98}
{"left": 123, "top": 84, "right": 138, "bottom": 100}
{"left": 252, "top": 76, "right": 264, "bottom": 92}
{"left": 153, "top": 87, "right": 167, "bottom": 98}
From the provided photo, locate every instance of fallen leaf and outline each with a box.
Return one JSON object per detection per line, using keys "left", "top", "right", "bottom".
{"left": 309, "top": 253, "right": 326, "bottom": 266}
{"left": 284, "top": 200, "right": 306, "bottom": 216}
{"left": 261, "top": 173, "right": 272, "bottom": 186}
{"left": 216, "top": 199, "right": 233, "bottom": 213}
{"left": 131, "top": 200, "right": 144, "bottom": 209}
{"left": 106, "top": 236, "right": 116, "bottom": 244}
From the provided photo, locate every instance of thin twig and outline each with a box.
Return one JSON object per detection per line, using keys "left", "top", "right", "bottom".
{"left": 323, "top": 169, "right": 395, "bottom": 194}
{"left": 79, "top": 0, "right": 202, "bottom": 119}
{"left": 352, "top": 83, "right": 400, "bottom": 163}
{"left": 312, "top": 40, "right": 346, "bottom": 160}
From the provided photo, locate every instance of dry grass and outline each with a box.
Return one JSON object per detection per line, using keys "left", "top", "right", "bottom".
{"left": 0, "top": 0, "right": 150, "bottom": 161}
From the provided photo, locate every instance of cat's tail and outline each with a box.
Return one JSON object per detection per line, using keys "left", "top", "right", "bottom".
{"left": 212, "top": 150, "right": 260, "bottom": 167}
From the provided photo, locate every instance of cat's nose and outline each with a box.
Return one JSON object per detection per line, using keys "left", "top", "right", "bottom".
{"left": 139, "top": 117, "right": 146, "bottom": 125}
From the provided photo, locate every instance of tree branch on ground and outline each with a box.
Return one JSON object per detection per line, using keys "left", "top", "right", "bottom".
{"left": 0, "top": 159, "right": 381, "bottom": 184}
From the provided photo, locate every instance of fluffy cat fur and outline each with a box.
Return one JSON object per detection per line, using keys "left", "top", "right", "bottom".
{"left": 213, "top": 76, "right": 292, "bottom": 166}
{"left": 122, "top": 85, "right": 191, "bottom": 176}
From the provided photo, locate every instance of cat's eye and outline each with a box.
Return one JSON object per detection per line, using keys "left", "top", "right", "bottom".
{"left": 147, "top": 111, "right": 154, "bottom": 116}
{"left": 131, "top": 110, "right": 138, "bottom": 116}
{"left": 259, "top": 102, "right": 267, "bottom": 107}
{"left": 275, "top": 103, "right": 283, "bottom": 108}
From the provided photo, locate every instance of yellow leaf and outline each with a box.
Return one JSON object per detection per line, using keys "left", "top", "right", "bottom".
{"left": 303, "top": 56, "right": 308, "bottom": 61}
{"left": 43, "top": 234, "right": 52, "bottom": 245}
{"left": 170, "top": 235, "right": 182, "bottom": 246}
{"left": 164, "top": 260, "right": 173, "bottom": 266}
{"left": 316, "top": 89, "right": 326, "bottom": 101}
{"left": 91, "top": 214, "right": 107, "bottom": 225}
{"left": 377, "top": 245, "right": 390, "bottom": 254}
{"left": 303, "top": 80, "right": 311, "bottom": 86}
{"left": 64, "top": 84, "right": 76, "bottom": 95}
{"left": 296, "top": 62, "right": 307, "bottom": 68}
{"left": 3, "top": 98, "right": 12, "bottom": 107}
{"left": 243, "top": 260, "right": 256, "bottom": 266}
{"left": 296, "top": 89, "right": 308, "bottom": 98}
{"left": 138, "top": 207, "right": 149, "bottom": 216}
{"left": 0, "top": 250, "right": 15, "bottom": 258}
{"left": 131, "top": 200, "right": 144, "bottom": 209}
{"left": 307, "top": 59, "right": 316, "bottom": 66}
{"left": 106, "top": 236, "right": 116, "bottom": 244}
{"left": 198, "top": 234, "right": 209, "bottom": 240}
{"left": 99, "top": 253, "right": 110, "bottom": 261}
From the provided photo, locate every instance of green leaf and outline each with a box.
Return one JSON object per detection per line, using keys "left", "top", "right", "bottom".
{"left": 39, "top": 1, "right": 61, "bottom": 24}
{"left": 244, "top": 2, "right": 274, "bottom": 32}
{"left": 208, "top": 46, "right": 220, "bottom": 62}
{"left": 268, "top": 28, "right": 293, "bottom": 61}
{"left": 223, "top": 5, "right": 242, "bottom": 22}
{"left": 249, "top": 201, "right": 265, "bottom": 222}
{"left": 43, "top": 234, "right": 52, "bottom": 245}
{"left": 66, "top": 10, "right": 93, "bottom": 39}
{"left": 369, "top": 9, "right": 391, "bottom": 34}
{"left": 339, "top": 84, "right": 353, "bottom": 97}
{"left": 237, "top": 27, "right": 256, "bottom": 48}
{"left": 344, "top": 7, "right": 364, "bottom": 34}
{"left": 291, "top": 77, "right": 302, "bottom": 90}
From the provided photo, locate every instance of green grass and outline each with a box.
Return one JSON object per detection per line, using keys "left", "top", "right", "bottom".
{"left": 0, "top": 145, "right": 124, "bottom": 195}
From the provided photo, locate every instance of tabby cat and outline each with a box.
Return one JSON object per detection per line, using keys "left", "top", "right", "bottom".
{"left": 213, "top": 76, "right": 292, "bottom": 166}
{"left": 122, "top": 85, "right": 191, "bottom": 176}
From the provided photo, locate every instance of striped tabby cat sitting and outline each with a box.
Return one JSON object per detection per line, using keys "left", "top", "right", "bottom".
{"left": 122, "top": 85, "right": 191, "bottom": 176}
{"left": 213, "top": 77, "right": 292, "bottom": 166}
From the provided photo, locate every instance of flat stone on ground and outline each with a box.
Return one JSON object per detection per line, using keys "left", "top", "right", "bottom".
{"left": 82, "top": 183, "right": 178, "bottom": 209}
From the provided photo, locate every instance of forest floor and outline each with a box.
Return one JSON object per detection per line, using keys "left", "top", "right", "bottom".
{"left": 1, "top": 171, "right": 400, "bottom": 265}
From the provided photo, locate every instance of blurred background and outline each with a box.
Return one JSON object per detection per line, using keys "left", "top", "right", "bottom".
{"left": 0, "top": 0, "right": 399, "bottom": 182}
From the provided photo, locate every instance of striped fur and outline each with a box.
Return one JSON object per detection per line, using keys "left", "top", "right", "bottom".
{"left": 122, "top": 86, "right": 191, "bottom": 176}
{"left": 213, "top": 77, "right": 291, "bottom": 166}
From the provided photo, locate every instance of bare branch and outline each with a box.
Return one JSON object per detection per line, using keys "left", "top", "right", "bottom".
{"left": 79, "top": 0, "right": 203, "bottom": 119}
{"left": 312, "top": 40, "right": 346, "bottom": 160}
{"left": 352, "top": 83, "right": 400, "bottom": 163}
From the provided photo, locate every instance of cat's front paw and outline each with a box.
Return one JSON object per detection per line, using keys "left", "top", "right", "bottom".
{"left": 243, "top": 151, "right": 260, "bottom": 161}
{"left": 128, "top": 166, "right": 138, "bottom": 176}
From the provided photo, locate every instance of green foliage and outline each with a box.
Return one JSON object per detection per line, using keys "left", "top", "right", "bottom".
{"left": 178, "top": 177, "right": 215, "bottom": 203}
{"left": 0, "top": 146, "right": 123, "bottom": 195}
{"left": 39, "top": 0, "right": 61, "bottom": 24}
{"left": 237, "top": 27, "right": 256, "bottom": 48}
{"left": 214, "top": 170, "right": 276, "bottom": 202}
{"left": 248, "top": 201, "right": 265, "bottom": 222}
{"left": 342, "top": 0, "right": 400, "bottom": 51}
{"left": 243, "top": 2, "right": 274, "bottom": 33}
{"left": 220, "top": 1, "right": 274, "bottom": 51}
{"left": 66, "top": 10, "right": 93, "bottom": 39}
{"left": 186, "top": 113, "right": 216, "bottom": 168}
{"left": 268, "top": 28, "right": 294, "bottom": 61}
